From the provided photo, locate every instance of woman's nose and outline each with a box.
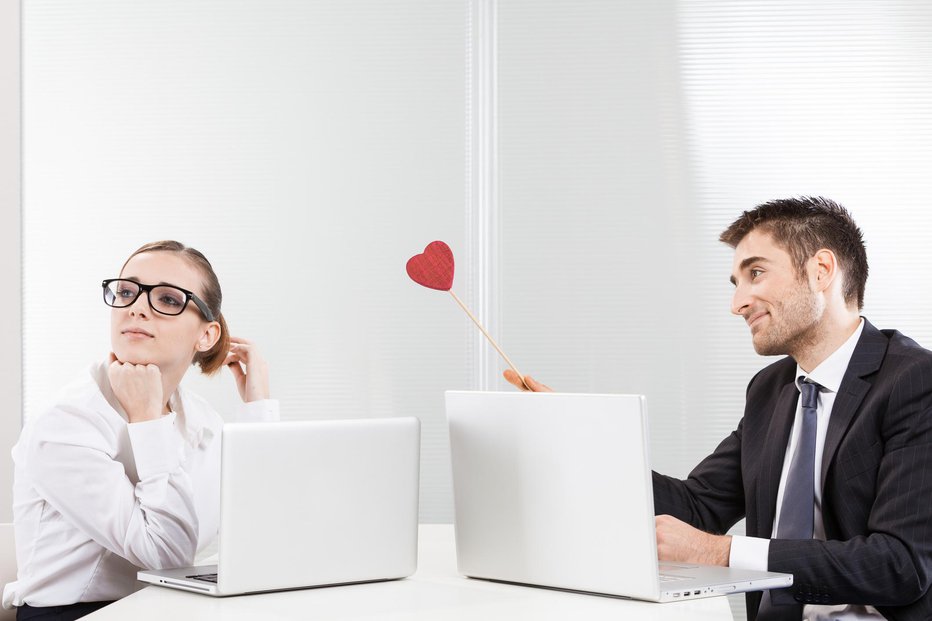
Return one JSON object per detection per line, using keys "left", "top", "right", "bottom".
{"left": 129, "top": 292, "right": 152, "bottom": 317}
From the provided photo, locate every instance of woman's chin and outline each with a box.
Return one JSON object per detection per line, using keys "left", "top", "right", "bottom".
{"left": 111, "top": 351, "right": 156, "bottom": 366}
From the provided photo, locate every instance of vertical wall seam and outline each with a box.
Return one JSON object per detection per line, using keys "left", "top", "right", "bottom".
{"left": 466, "top": 0, "right": 499, "bottom": 391}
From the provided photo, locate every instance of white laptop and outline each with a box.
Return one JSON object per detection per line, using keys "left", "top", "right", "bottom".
{"left": 138, "top": 417, "right": 420, "bottom": 596}
{"left": 446, "top": 391, "right": 792, "bottom": 602}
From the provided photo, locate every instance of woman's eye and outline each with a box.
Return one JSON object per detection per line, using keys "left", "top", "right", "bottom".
{"left": 116, "top": 288, "right": 136, "bottom": 298}
{"left": 159, "top": 294, "right": 183, "bottom": 307}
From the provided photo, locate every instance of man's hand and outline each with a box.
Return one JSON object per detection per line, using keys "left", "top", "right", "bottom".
{"left": 655, "top": 514, "right": 731, "bottom": 566}
{"left": 108, "top": 353, "right": 164, "bottom": 423}
{"left": 503, "top": 369, "right": 554, "bottom": 392}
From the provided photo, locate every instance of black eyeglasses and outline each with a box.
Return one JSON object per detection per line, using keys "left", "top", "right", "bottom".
{"left": 102, "top": 279, "right": 216, "bottom": 322}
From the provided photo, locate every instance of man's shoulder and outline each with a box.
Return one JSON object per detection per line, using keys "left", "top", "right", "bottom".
{"left": 748, "top": 355, "right": 797, "bottom": 389}
{"left": 846, "top": 322, "right": 932, "bottom": 402}
{"left": 876, "top": 328, "right": 932, "bottom": 378}
{"left": 879, "top": 328, "right": 932, "bottom": 358}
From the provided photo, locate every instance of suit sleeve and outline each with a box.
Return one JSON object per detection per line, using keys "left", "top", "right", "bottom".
{"left": 652, "top": 415, "right": 747, "bottom": 535}
{"left": 769, "top": 359, "right": 932, "bottom": 609}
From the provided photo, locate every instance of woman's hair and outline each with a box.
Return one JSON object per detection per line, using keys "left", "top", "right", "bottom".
{"left": 121, "top": 240, "right": 229, "bottom": 375}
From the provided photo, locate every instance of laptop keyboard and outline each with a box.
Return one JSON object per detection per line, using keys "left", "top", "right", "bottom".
{"left": 659, "top": 574, "right": 688, "bottom": 583}
{"left": 186, "top": 573, "right": 218, "bottom": 583}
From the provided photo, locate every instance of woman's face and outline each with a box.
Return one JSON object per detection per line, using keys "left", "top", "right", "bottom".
{"left": 110, "top": 251, "right": 219, "bottom": 373}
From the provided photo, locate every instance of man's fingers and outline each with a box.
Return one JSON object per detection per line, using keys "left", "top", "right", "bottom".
{"left": 503, "top": 370, "right": 556, "bottom": 392}
{"left": 524, "top": 375, "right": 550, "bottom": 392}
{"left": 503, "top": 369, "right": 529, "bottom": 391}
{"left": 522, "top": 375, "right": 554, "bottom": 393}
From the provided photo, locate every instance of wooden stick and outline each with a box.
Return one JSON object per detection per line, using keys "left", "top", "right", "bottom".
{"left": 449, "top": 290, "right": 530, "bottom": 391}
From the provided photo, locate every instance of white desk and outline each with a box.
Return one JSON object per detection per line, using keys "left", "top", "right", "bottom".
{"left": 85, "top": 525, "right": 734, "bottom": 620}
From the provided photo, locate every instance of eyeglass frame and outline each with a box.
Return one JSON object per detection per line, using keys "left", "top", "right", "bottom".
{"left": 101, "top": 278, "right": 216, "bottom": 322}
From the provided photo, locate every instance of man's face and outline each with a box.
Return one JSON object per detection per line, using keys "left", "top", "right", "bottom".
{"left": 730, "top": 229, "right": 824, "bottom": 357}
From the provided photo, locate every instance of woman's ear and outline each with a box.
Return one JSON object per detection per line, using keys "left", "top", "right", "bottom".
{"left": 196, "top": 322, "right": 222, "bottom": 352}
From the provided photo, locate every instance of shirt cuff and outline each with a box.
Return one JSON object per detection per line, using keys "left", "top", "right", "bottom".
{"left": 232, "top": 398, "right": 280, "bottom": 423}
{"left": 728, "top": 535, "right": 771, "bottom": 571}
{"left": 128, "top": 413, "right": 181, "bottom": 480}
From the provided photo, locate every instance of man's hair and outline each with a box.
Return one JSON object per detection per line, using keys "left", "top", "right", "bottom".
{"left": 719, "top": 196, "right": 868, "bottom": 310}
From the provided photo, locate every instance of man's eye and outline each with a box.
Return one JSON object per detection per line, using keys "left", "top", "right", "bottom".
{"left": 750, "top": 269, "right": 763, "bottom": 279}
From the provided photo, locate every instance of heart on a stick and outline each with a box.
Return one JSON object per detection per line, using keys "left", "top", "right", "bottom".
{"left": 406, "top": 240, "right": 529, "bottom": 390}
{"left": 406, "top": 241, "right": 454, "bottom": 291}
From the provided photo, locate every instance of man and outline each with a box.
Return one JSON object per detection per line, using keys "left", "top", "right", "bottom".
{"left": 505, "top": 197, "right": 932, "bottom": 620}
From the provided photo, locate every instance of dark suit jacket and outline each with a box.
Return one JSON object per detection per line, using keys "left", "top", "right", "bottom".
{"left": 653, "top": 319, "right": 932, "bottom": 621}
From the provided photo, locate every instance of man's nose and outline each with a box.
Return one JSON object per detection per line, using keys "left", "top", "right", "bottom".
{"left": 731, "top": 285, "right": 751, "bottom": 317}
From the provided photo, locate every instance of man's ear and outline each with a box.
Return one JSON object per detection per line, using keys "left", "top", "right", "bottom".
{"left": 811, "top": 248, "right": 838, "bottom": 292}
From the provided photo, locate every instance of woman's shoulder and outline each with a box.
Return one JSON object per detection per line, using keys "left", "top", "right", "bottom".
{"left": 27, "top": 362, "right": 125, "bottom": 440}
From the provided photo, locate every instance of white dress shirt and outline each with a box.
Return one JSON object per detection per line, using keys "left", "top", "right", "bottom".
{"left": 729, "top": 319, "right": 883, "bottom": 620}
{"left": 2, "top": 361, "right": 279, "bottom": 609}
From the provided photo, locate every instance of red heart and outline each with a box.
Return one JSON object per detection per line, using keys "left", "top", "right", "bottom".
{"left": 406, "top": 241, "right": 455, "bottom": 291}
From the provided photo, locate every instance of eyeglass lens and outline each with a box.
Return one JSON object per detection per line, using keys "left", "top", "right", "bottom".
{"left": 104, "top": 280, "right": 189, "bottom": 316}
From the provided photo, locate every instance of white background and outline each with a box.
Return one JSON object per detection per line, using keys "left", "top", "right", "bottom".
{"left": 15, "top": 0, "right": 932, "bottom": 517}
{"left": 21, "top": 0, "right": 470, "bottom": 522}
{"left": 0, "top": 0, "right": 21, "bottom": 526}
{"left": 6, "top": 5, "right": 932, "bottom": 616}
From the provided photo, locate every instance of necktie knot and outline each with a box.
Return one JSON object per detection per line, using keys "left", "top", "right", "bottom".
{"left": 799, "top": 378, "right": 822, "bottom": 411}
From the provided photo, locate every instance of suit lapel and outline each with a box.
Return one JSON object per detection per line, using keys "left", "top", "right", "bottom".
{"left": 819, "top": 320, "right": 887, "bottom": 485}
{"left": 757, "top": 381, "right": 799, "bottom": 538}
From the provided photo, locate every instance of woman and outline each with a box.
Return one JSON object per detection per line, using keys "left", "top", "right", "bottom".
{"left": 2, "top": 241, "right": 278, "bottom": 620}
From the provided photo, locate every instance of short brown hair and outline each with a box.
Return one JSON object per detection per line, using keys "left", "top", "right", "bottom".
{"left": 719, "top": 197, "right": 868, "bottom": 310}
{"left": 121, "top": 241, "right": 230, "bottom": 375}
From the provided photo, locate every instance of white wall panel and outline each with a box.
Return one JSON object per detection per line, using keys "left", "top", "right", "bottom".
{"left": 0, "top": 0, "right": 22, "bottom": 523}
{"left": 23, "top": 0, "right": 468, "bottom": 522}
{"left": 496, "top": 1, "right": 713, "bottom": 479}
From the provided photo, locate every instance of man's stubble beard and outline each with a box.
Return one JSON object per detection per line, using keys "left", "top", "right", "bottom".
{"left": 752, "top": 280, "right": 824, "bottom": 358}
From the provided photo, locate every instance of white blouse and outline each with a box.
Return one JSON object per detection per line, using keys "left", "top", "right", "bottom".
{"left": 2, "top": 361, "right": 279, "bottom": 608}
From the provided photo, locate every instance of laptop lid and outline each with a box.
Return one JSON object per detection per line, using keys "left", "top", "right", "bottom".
{"left": 446, "top": 391, "right": 791, "bottom": 602}
{"left": 139, "top": 417, "right": 420, "bottom": 595}
{"left": 447, "top": 390, "right": 661, "bottom": 600}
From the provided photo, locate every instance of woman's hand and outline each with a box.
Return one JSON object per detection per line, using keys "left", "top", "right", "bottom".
{"left": 108, "top": 353, "right": 165, "bottom": 423}
{"left": 225, "top": 336, "right": 271, "bottom": 402}
{"left": 503, "top": 370, "right": 554, "bottom": 392}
